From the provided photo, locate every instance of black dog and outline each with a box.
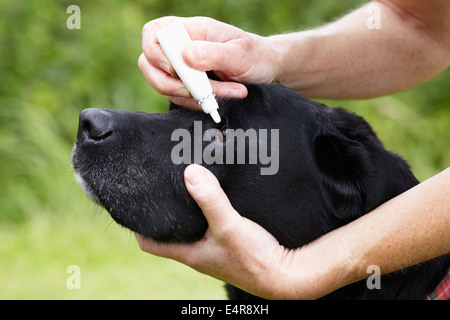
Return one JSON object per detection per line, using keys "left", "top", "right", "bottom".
{"left": 72, "top": 83, "right": 449, "bottom": 299}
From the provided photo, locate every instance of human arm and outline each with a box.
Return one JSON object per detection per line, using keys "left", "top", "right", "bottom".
{"left": 138, "top": 0, "right": 450, "bottom": 106}
{"left": 271, "top": 0, "right": 450, "bottom": 99}
{"left": 136, "top": 165, "right": 450, "bottom": 299}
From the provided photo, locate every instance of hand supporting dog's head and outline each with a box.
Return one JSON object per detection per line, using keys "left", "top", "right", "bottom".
{"left": 72, "top": 84, "right": 418, "bottom": 248}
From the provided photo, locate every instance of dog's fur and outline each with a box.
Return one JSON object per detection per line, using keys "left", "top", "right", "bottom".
{"left": 72, "top": 83, "right": 449, "bottom": 299}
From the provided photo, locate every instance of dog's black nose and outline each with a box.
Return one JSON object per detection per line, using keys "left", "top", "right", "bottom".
{"left": 78, "top": 108, "right": 114, "bottom": 142}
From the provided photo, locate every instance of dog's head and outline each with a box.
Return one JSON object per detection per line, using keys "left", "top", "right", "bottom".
{"left": 72, "top": 84, "right": 418, "bottom": 248}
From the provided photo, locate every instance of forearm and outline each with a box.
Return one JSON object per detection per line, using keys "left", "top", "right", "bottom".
{"left": 269, "top": 1, "right": 450, "bottom": 99}
{"left": 284, "top": 168, "right": 450, "bottom": 299}
{"left": 348, "top": 167, "right": 450, "bottom": 276}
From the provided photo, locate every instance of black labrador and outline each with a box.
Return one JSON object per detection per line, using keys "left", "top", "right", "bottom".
{"left": 72, "top": 83, "right": 449, "bottom": 299}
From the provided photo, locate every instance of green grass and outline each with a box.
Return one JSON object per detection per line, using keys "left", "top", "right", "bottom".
{"left": 0, "top": 197, "right": 226, "bottom": 300}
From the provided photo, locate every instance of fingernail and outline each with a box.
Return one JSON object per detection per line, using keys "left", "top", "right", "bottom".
{"left": 184, "top": 43, "right": 199, "bottom": 61}
{"left": 175, "top": 86, "right": 190, "bottom": 98}
{"left": 159, "top": 61, "right": 171, "bottom": 74}
{"left": 230, "top": 89, "right": 245, "bottom": 99}
{"left": 184, "top": 43, "right": 207, "bottom": 67}
{"left": 184, "top": 165, "right": 206, "bottom": 186}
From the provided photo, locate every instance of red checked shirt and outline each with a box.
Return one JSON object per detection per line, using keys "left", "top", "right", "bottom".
{"left": 426, "top": 271, "right": 450, "bottom": 300}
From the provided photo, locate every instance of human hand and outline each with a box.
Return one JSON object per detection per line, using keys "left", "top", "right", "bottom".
{"left": 135, "top": 164, "right": 298, "bottom": 299}
{"left": 135, "top": 164, "right": 363, "bottom": 299}
{"left": 138, "top": 16, "right": 279, "bottom": 109}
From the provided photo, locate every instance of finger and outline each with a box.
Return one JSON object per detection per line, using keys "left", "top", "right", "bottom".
{"left": 142, "top": 17, "right": 182, "bottom": 73}
{"left": 142, "top": 17, "right": 214, "bottom": 75}
{"left": 182, "top": 40, "right": 246, "bottom": 76}
{"left": 135, "top": 232, "right": 195, "bottom": 262}
{"left": 138, "top": 53, "right": 190, "bottom": 98}
{"left": 167, "top": 96, "right": 202, "bottom": 110}
{"left": 181, "top": 17, "right": 246, "bottom": 45}
{"left": 168, "top": 80, "right": 247, "bottom": 110}
{"left": 210, "top": 80, "right": 248, "bottom": 100}
{"left": 142, "top": 22, "right": 170, "bottom": 72}
{"left": 144, "top": 42, "right": 175, "bottom": 76}
{"left": 142, "top": 17, "right": 243, "bottom": 74}
{"left": 184, "top": 164, "right": 241, "bottom": 230}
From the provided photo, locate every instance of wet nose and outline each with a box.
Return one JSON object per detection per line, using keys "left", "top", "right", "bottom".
{"left": 78, "top": 108, "right": 114, "bottom": 143}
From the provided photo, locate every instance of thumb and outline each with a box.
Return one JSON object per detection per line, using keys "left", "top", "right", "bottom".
{"left": 184, "top": 164, "right": 240, "bottom": 228}
{"left": 182, "top": 41, "right": 248, "bottom": 100}
{"left": 182, "top": 41, "right": 238, "bottom": 74}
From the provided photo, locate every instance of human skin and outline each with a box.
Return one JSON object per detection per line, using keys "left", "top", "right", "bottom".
{"left": 138, "top": 0, "right": 450, "bottom": 106}
{"left": 136, "top": 0, "right": 450, "bottom": 299}
{"left": 136, "top": 165, "right": 450, "bottom": 299}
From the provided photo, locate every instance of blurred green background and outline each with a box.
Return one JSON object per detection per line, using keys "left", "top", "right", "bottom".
{"left": 0, "top": 0, "right": 448, "bottom": 299}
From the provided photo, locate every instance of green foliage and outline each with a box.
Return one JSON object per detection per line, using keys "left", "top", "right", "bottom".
{"left": 0, "top": 0, "right": 448, "bottom": 299}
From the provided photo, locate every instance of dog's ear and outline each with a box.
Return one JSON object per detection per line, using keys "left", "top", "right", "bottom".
{"left": 314, "top": 131, "right": 371, "bottom": 222}
{"left": 312, "top": 105, "right": 378, "bottom": 223}
{"left": 313, "top": 103, "right": 420, "bottom": 225}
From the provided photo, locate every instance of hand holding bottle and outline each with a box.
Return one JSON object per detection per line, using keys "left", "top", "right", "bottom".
{"left": 138, "top": 16, "right": 280, "bottom": 109}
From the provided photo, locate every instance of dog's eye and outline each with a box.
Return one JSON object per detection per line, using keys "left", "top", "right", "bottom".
{"left": 221, "top": 127, "right": 228, "bottom": 140}
{"left": 211, "top": 127, "right": 227, "bottom": 144}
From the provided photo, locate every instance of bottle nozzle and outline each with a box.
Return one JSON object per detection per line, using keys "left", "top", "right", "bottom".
{"left": 198, "top": 94, "right": 221, "bottom": 123}
{"left": 209, "top": 110, "right": 221, "bottom": 124}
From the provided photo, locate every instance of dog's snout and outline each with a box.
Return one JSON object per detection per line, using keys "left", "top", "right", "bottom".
{"left": 78, "top": 108, "right": 114, "bottom": 142}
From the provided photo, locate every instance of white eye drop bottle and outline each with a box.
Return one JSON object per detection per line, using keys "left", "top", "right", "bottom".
{"left": 156, "top": 23, "right": 221, "bottom": 123}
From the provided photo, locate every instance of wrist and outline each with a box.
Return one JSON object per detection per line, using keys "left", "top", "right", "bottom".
{"left": 266, "top": 31, "right": 318, "bottom": 90}
{"left": 279, "top": 233, "right": 360, "bottom": 299}
{"left": 265, "top": 33, "right": 293, "bottom": 85}
{"left": 246, "top": 33, "right": 282, "bottom": 85}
